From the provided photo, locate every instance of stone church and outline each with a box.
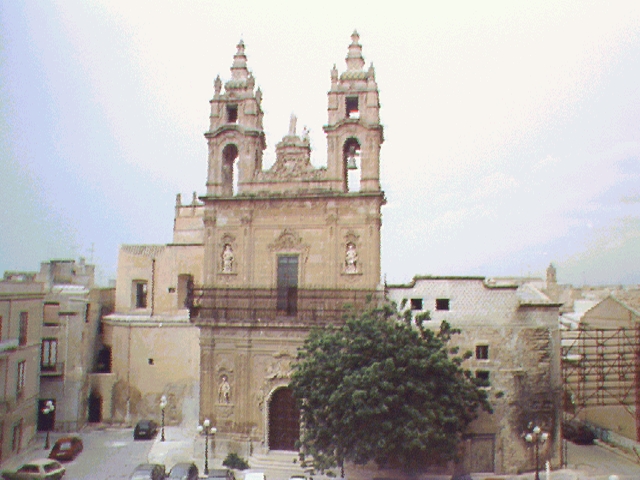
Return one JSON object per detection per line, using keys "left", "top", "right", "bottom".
{"left": 101, "top": 33, "right": 561, "bottom": 475}
{"left": 191, "top": 31, "right": 385, "bottom": 454}
{"left": 101, "top": 32, "right": 384, "bottom": 450}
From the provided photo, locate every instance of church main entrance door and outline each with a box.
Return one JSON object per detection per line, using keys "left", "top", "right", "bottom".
{"left": 268, "top": 387, "right": 299, "bottom": 451}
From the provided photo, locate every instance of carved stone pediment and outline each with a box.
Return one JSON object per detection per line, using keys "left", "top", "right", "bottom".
{"left": 255, "top": 135, "right": 326, "bottom": 182}
{"left": 268, "top": 229, "right": 308, "bottom": 254}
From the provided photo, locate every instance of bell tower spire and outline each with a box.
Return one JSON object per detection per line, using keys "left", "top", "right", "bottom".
{"left": 346, "top": 30, "right": 366, "bottom": 71}
{"left": 230, "top": 40, "right": 250, "bottom": 82}
{"left": 204, "top": 40, "right": 266, "bottom": 197}
{"left": 324, "top": 32, "right": 383, "bottom": 193}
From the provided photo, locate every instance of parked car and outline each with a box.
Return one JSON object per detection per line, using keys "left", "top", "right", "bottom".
{"left": 129, "top": 463, "right": 165, "bottom": 480}
{"left": 167, "top": 462, "right": 199, "bottom": 480}
{"left": 243, "top": 473, "right": 266, "bottom": 480}
{"left": 133, "top": 420, "right": 159, "bottom": 440}
{"left": 1, "top": 458, "right": 65, "bottom": 479}
{"left": 206, "top": 469, "right": 236, "bottom": 480}
{"left": 48, "top": 436, "right": 83, "bottom": 462}
{"left": 562, "top": 418, "right": 596, "bottom": 444}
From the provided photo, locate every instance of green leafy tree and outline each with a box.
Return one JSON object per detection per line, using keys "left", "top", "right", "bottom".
{"left": 290, "top": 303, "right": 491, "bottom": 473}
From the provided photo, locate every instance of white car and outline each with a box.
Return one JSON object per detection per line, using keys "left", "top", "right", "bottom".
{"left": 243, "top": 473, "right": 266, "bottom": 480}
{"left": 1, "top": 459, "right": 65, "bottom": 479}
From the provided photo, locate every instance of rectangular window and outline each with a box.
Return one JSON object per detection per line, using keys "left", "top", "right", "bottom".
{"left": 435, "top": 298, "right": 450, "bottom": 311}
{"left": 346, "top": 96, "right": 359, "bottom": 118}
{"left": 85, "top": 303, "right": 91, "bottom": 323}
{"left": 277, "top": 255, "right": 298, "bottom": 315}
{"left": 41, "top": 339, "right": 58, "bottom": 371}
{"left": 43, "top": 303, "right": 60, "bottom": 326}
{"left": 18, "top": 312, "right": 28, "bottom": 346}
{"left": 16, "top": 361, "right": 25, "bottom": 398}
{"left": 476, "top": 345, "right": 489, "bottom": 360}
{"left": 410, "top": 298, "right": 423, "bottom": 311}
{"left": 226, "top": 104, "right": 238, "bottom": 123}
{"left": 475, "top": 370, "right": 490, "bottom": 387}
{"left": 133, "top": 281, "right": 148, "bottom": 309}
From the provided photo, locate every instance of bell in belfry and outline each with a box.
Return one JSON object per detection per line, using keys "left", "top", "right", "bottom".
{"left": 346, "top": 144, "right": 358, "bottom": 169}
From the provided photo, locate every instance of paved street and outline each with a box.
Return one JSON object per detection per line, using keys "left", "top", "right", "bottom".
{"left": 4, "top": 427, "right": 640, "bottom": 479}
{"left": 563, "top": 441, "right": 640, "bottom": 479}
{"left": 2, "top": 427, "right": 154, "bottom": 480}
{"left": 64, "top": 428, "right": 155, "bottom": 479}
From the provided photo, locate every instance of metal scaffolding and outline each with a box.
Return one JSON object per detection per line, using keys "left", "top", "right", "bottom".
{"left": 561, "top": 326, "right": 640, "bottom": 440}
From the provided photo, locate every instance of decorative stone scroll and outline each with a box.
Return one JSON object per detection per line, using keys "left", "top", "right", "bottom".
{"left": 268, "top": 229, "right": 309, "bottom": 258}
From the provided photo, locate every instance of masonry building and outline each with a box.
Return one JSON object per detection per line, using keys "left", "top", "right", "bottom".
{"left": 386, "top": 276, "right": 562, "bottom": 474}
{"left": 0, "top": 273, "right": 45, "bottom": 466}
{"left": 190, "top": 31, "right": 384, "bottom": 455}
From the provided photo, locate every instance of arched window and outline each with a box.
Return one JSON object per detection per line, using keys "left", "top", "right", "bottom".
{"left": 343, "top": 138, "right": 361, "bottom": 192}
{"left": 222, "top": 144, "right": 239, "bottom": 196}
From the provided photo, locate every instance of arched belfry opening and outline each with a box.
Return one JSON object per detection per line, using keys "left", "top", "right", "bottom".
{"left": 268, "top": 387, "right": 300, "bottom": 451}
{"left": 222, "top": 144, "right": 239, "bottom": 196}
{"left": 343, "top": 137, "right": 361, "bottom": 192}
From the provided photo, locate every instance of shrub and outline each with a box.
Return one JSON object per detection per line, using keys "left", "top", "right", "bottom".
{"left": 223, "top": 452, "right": 250, "bottom": 470}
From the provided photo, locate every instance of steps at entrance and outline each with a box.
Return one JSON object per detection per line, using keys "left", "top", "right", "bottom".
{"left": 248, "top": 451, "right": 309, "bottom": 477}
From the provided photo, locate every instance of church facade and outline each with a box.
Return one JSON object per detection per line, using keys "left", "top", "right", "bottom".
{"left": 190, "top": 32, "right": 385, "bottom": 455}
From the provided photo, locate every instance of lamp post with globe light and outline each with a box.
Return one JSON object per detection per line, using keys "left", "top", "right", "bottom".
{"left": 525, "top": 425, "right": 549, "bottom": 480}
{"left": 42, "top": 400, "right": 55, "bottom": 449}
{"left": 197, "top": 419, "right": 217, "bottom": 475}
{"left": 159, "top": 395, "right": 167, "bottom": 441}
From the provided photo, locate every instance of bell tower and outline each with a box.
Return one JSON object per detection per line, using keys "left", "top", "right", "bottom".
{"left": 205, "top": 40, "right": 266, "bottom": 197}
{"left": 324, "top": 31, "right": 383, "bottom": 193}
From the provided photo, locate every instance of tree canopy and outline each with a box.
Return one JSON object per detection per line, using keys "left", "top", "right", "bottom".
{"left": 290, "top": 303, "right": 491, "bottom": 472}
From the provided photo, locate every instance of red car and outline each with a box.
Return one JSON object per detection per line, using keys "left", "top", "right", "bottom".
{"left": 49, "top": 436, "right": 83, "bottom": 462}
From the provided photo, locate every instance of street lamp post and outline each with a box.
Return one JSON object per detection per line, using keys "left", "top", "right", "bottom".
{"left": 525, "top": 425, "right": 549, "bottom": 480}
{"left": 197, "top": 419, "right": 217, "bottom": 475}
{"left": 42, "top": 400, "right": 55, "bottom": 449}
{"left": 159, "top": 395, "right": 167, "bottom": 442}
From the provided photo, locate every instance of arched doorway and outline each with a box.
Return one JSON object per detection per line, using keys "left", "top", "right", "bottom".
{"left": 268, "top": 387, "right": 299, "bottom": 451}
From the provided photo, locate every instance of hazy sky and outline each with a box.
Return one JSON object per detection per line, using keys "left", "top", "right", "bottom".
{"left": 1, "top": 1, "right": 639, "bottom": 286}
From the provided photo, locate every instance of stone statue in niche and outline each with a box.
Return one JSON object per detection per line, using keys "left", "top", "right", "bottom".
{"left": 218, "top": 375, "right": 231, "bottom": 404}
{"left": 222, "top": 244, "right": 234, "bottom": 273}
{"left": 345, "top": 242, "right": 358, "bottom": 273}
